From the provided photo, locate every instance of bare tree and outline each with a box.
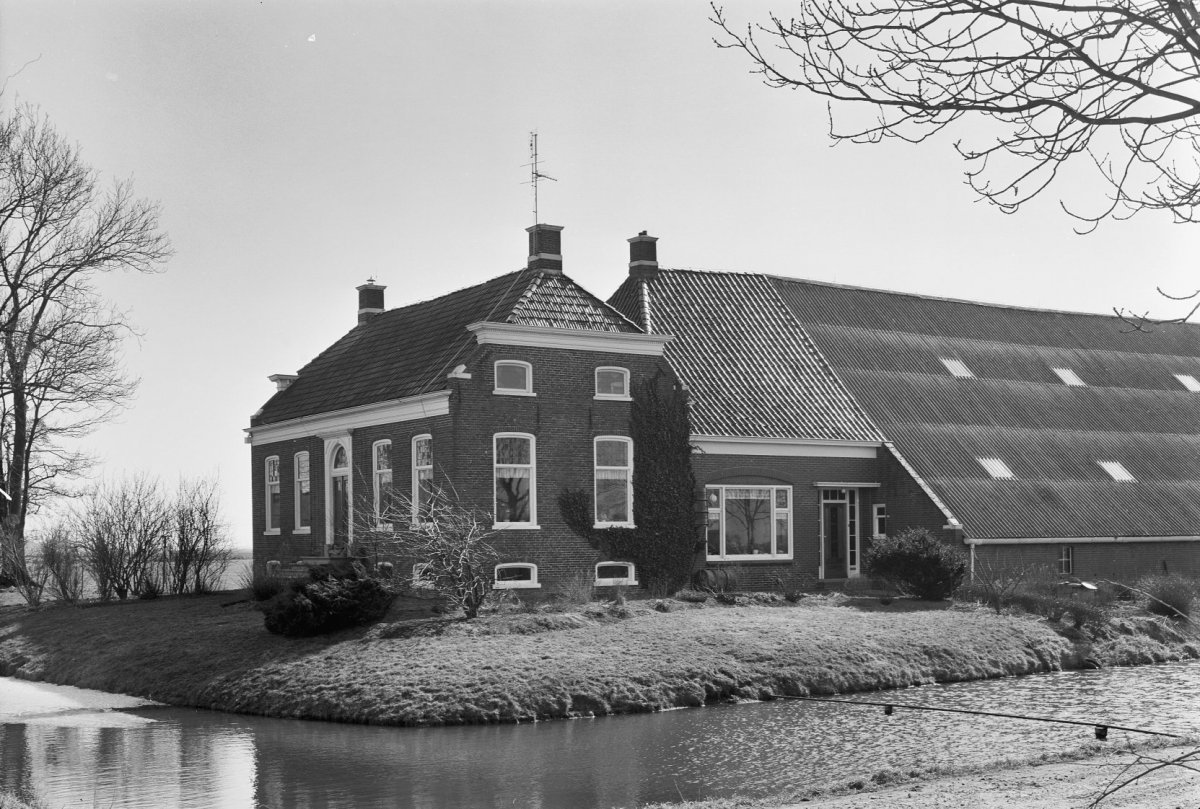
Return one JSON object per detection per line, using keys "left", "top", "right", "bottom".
{"left": 0, "top": 104, "right": 169, "bottom": 578}
{"left": 74, "top": 476, "right": 171, "bottom": 600}
{"left": 165, "top": 476, "right": 232, "bottom": 594}
{"left": 713, "top": 1, "right": 1200, "bottom": 228}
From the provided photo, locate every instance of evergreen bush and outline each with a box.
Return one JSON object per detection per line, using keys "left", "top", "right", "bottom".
{"left": 262, "top": 569, "right": 397, "bottom": 637}
{"left": 863, "top": 527, "right": 966, "bottom": 601}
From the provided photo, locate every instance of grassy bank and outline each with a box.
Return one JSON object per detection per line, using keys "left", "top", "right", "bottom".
{"left": 5, "top": 590, "right": 1193, "bottom": 727}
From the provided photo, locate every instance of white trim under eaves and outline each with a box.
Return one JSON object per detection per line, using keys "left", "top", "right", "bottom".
{"left": 967, "top": 535, "right": 1200, "bottom": 545}
{"left": 692, "top": 435, "right": 881, "bottom": 458}
{"left": 246, "top": 391, "right": 451, "bottom": 446}
{"left": 467, "top": 322, "right": 671, "bottom": 355}
{"left": 814, "top": 481, "right": 881, "bottom": 488}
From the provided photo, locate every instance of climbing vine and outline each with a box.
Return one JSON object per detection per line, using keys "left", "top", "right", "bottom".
{"left": 559, "top": 370, "right": 698, "bottom": 595}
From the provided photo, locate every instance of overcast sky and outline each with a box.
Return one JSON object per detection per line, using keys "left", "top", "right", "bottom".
{"left": 4, "top": 1, "right": 1199, "bottom": 548}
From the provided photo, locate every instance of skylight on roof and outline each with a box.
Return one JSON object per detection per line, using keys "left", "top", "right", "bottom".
{"left": 977, "top": 457, "right": 1014, "bottom": 479}
{"left": 940, "top": 358, "right": 975, "bottom": 379}
{"left": 1097, "top": 461, "right": 1135, "bottom": 482}
{"left": 1051, "top": 367, "right": 1086, "bottom": 387}
{"left": 1175, "top": 374, "right": 1200, "bottom": 392}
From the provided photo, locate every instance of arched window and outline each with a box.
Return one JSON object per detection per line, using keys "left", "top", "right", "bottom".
{"left": 494, "top": 433, "right": 536, "bottom": 527}
{"left": 494, "top": 360, "right": 534, "bottom": 395}
{"left": 294, "top": 451, "right": 311, "bottom": 532}
{"left": 264, "top": 456, "right": 280, "bottom": 534}
{"left": 594, "top": 367, "right": 630, "bottom": 400}
{"left": 493, "top": 563, "right": 539, "bottom": 589}
{"left": 412, "top": 434, "right": 433, "bottom": 523}
{"left": 594, "top": 561, "right": 637, "bottom": 586}
{"left": 373, "top": 440, "right": 393, "bottom": 527}
{"left": 594, "top": 437, "right": 633, "bottom": 527}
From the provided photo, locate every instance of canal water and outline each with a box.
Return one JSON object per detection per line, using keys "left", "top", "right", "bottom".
{"left": 2, "top": 662, "right": 1199, "bottom": 808}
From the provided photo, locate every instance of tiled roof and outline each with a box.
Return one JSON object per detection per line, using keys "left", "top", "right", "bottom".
{"left": 256, "top": 269, "right": 641, "bottom": 425}
{"left": 771, "top": 277, "right": 1200, "bottom": 539}
{"left": 609, "top": 271, "right": 882, "bottom": 442}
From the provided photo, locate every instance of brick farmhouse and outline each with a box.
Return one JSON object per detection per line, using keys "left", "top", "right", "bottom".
{"left": 246, "top": 224, "right": 1200, "bottom": 593}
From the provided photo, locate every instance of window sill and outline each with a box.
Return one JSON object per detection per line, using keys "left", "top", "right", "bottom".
{"left": 293, "top": 528, "right": 311, "bottom": 535}
{"left": 593, "top": 395, "right": 632, "bottom": 402}
{"left": 493, "top": 523, "right": 541, "bottom": 530}
{"left": 707, "top": 556, "right": 794, "bottom": 564}
{"left": 493, "top": 390, "right": 537, "bottom": 397}
{"left": 493, "top": 581, "right": 541, "bottom": 590}
{"left": 263, "top": 529, "right": 280, "bottom": 536}
{"left": 594, "top": 522, "right": 635, "bottom": 530}
{"left": 595, "top": 579, "right": 639, "bottom": 587}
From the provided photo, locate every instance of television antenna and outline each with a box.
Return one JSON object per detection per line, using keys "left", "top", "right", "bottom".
{"left": 524, "top": 131, "right": 556, "bottom": 224}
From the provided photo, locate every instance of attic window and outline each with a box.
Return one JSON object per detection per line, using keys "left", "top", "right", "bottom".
{"left": 595, "top": 367, "right": 631, "bottom": 400}
{"left": 977, "top": 457, "right": 1015, "bottom": 479}
{"left": 1175, "top": 374, "right": 1200, "bottom": 392}
{"left": 940, "top": 358, "right": 975, "bottom": 378}
{"left": 1051, "top": 367, "right": 1086, "bottom": 387}
{"left": 494, "top": 361, "right": 534, "bottom": 395}
{"left": 1098, "top": 461, "right": 1135, "bottom": 482}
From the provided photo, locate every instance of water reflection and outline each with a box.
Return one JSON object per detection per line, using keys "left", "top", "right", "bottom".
{"left": 2, "top": 662, "right": 1199, "bottom": 809}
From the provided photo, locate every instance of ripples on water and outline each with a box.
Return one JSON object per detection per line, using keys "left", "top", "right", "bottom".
{"left": 2, "top": 662, "right": 1198, "bottom": 808}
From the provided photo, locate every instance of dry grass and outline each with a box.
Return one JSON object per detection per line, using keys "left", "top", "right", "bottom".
{"left": 0, "top": 592, "right": 1088, "bottom": 727}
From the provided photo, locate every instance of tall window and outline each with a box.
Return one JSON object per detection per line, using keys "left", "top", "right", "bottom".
{"left": 265, "top": 456, "right": 280, "bottom": 533}
{"left": 412, "top": 434, "right": 433, "bottom": 522}
{"left": 1059, "top": 545, "right": 1074, "bottom": 575}
{"left": 706, "top": 485, "right": 792, "bottom": 560}
{"left": 594, "top": 437, "right": 633, "bottom": 526}
{"left": 328, "top": 442, "right": 351, "bottom": 552}
{"left": 494, "top": 433, "right": 535, "bottom": 526}
{"left": 373, "top": 441, "right": 393, "bottom": 526}
{"left": 872, "top": 503, "right": 887, "bottom": 538}
{"left": 294, "top": 452, "right": 311, "bottom": 532}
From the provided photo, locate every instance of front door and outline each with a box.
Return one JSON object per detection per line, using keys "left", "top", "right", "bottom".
{"left": 820, "top": 488, "right": 859, "bottom": 579}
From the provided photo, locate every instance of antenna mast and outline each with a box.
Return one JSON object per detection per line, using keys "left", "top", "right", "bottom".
{"left": 526, "top": 131, "right": 556, "bottom": 224}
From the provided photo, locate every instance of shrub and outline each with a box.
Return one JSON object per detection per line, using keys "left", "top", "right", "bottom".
{"left": 1135, "top": 574, "right": 1195, "bottom": 620}
{"left": 863, "top": 527, "right": 966, "bottom": 601}
{"left": 549, "top": 569, "right": 595, "bottom": 606}
{"left": 262, "top": 571, "right": 397, "bottom": 637}
{"left": 241, "top": 564, "right": 289, "bottom": 602}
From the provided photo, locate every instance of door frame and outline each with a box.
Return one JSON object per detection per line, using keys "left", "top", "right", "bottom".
{"left": 818, "top": 487, "right": 860, "bottom": 580}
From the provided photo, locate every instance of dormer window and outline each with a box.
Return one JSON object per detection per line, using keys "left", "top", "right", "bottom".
{"left": 494, "top": 361, "right": 534, "bottom": 395}
{"left": 977, "top": 457, "right": 1015, "bottom": 479}
{"left": 1098, "top": 460, "right": 1135, "bottom": 482}
{"left": 1175, "top": 374, "right": 1200, "bottom": 392}
{"left": 940, "top": 358, "right": 974, "bottom": 378}
{"left": 1051, "top": 367, "right": 1086, "bottom": 387}
{"left": 595, "top": 367, "right": 631, "bottom": 400}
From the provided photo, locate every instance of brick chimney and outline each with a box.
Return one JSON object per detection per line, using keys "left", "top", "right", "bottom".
{"left": 526, "top": 224, "right": 563, "bottom": 274}
{"left": 628, "top": 231, "right": 658, "bottom": 280}
{"left": 356, "top": 279, "right": 386, "bottom": 324}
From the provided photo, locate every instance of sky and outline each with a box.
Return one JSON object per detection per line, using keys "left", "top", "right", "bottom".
{"left": 3, "top": 1, "right": 1200, "bottom": 549}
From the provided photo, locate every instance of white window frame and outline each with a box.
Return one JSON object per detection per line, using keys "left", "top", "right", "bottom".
{"left": 493, "top": 433, "right": 538, "bottom": 528}
{"left": 293, "top": 451, "right": 311, "bottom": 534}
{"left": 493, "top": 562, "right": 540, "bottom": 589}
{"left": 324, "top": 436, "right": 353, "bottom": 551}
{"left": 594, "top": 367, "right": 631, "bottom": 401}
{"left": 1175, "top": 374, "right": 1200, "bottom": 392}
{"left": 978, "top": 457, "right": 1015, "bottom": 479}
{"left": 411, "top": 562, "right": 435, "bottom": 590}
{"left": 1051, "top": 367, "right": 1086, "bottom": 387}
{"left": 594, "top": 561, "right": 637, "bottom": 586}
{"left": 494, "top": 360, "right": 535, "bottom": 396}
{"left": 705, "top": 484, "right": 793, "bottom": 561}
{"left": 412, "top": 434, "right": 433, "bottom": 525}
{"left": 940, "top": 357, "right": 975, "bottom": 378}
{"left": 264, "top": 456, "right": 281, "bottom": 535}
{"left": 872, "top": 503, "right": 887, "bottom": 538}
{"left": 594, "top": 436, "right": 634, "bottom": 528}
{"left": 1098, "top": 460, "right": 1136, "bottom": 482}
{"left": 372, "top": 440, "right": 393, "bottom": 528}
{"left": 1058, "top": 545, "right": 1074, "bottom": 576}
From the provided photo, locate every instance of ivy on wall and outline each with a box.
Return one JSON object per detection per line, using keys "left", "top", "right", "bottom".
{"left": 559, "top": 370, "right": 698, "bottom": 595}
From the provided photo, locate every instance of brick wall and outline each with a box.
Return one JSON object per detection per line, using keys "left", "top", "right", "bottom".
{"left": 973, "top": 540, "right": 1200, "bottom": 581}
